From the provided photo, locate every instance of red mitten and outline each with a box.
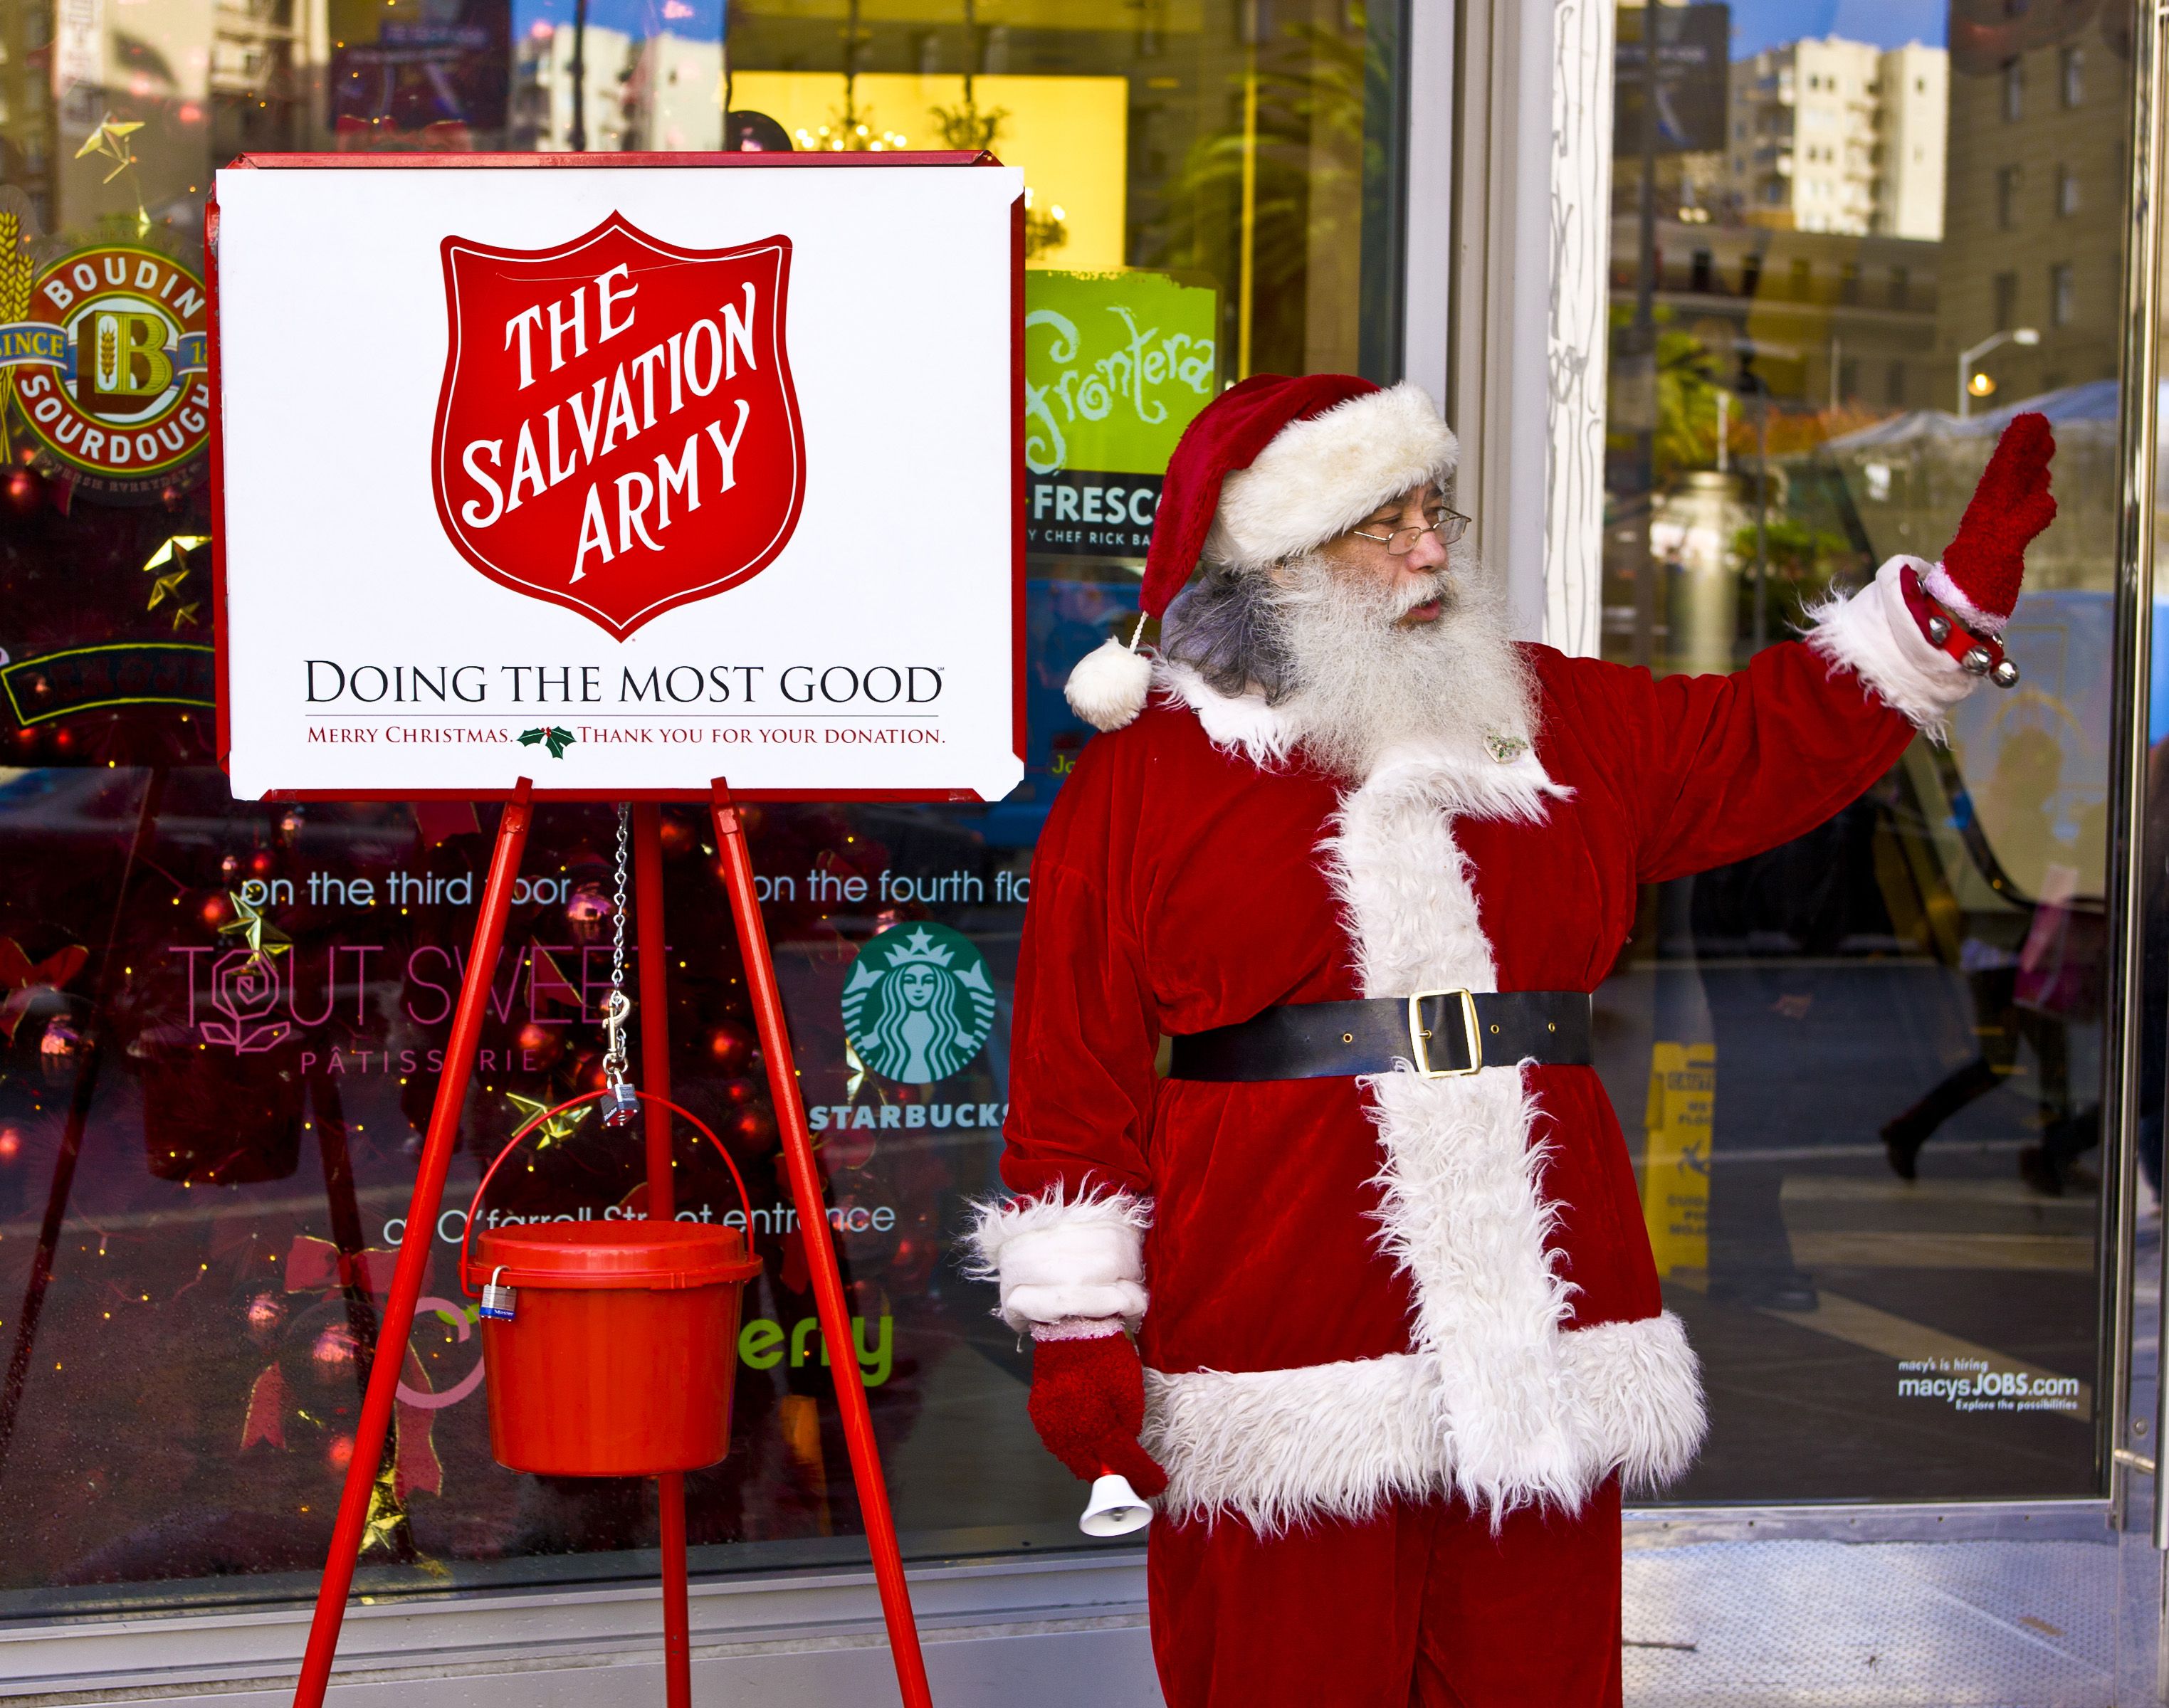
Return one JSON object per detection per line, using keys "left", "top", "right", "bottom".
{"left": 1026, "top": 1329, "right": 1168, "bottom": 1497}
{"left": 1926, "top": 411, "right": 2057, "bottom": 636}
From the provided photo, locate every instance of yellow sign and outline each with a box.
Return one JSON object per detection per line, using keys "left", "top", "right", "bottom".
{"left": 729, "top": 73, "right": 1128, "bottom": 270}
{"left": 1642, "top": 1040, "right": 1713, "bottom": 1275}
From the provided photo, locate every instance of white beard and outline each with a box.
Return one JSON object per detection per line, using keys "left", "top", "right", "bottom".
{"left": 1270, "top": 550, "right": 1535, "bottom": 781}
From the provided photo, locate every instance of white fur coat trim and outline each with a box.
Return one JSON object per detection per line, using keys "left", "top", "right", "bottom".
{"left": 1142, "top": 1313, "right": 1706, "bottom": 1533}
{"left": 965, "top": 1188, "right": 1150, "bottom": 1332}
{"left": 1157, "top": 663, "right": 1570, "bottom": 825}
{"left": 1805, "top": 556, "right": 1975, "bottom": 739}
{"left": 1325, "top": 744, "right": 1635, "bottom": 1517}
{"left": 1208, "top": 383, "right": 1461, "bottom": 571}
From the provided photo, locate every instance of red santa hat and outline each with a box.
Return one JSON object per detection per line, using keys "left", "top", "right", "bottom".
{"left": 1064, "top": 374, "right": 1461, "bottom": 733}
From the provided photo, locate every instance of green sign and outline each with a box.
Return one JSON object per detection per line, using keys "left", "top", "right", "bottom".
{"left": 1024, "top": 269, "right": 1217, "bottom": 475}
{"left": 840, "top": 922, "right": 997, "bottom": 1085}
{"left": 1024, "top": 269, "right": 1217, "bottom": 559}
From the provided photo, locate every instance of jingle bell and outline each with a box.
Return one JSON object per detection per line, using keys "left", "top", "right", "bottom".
{"left": 1960, "top": 645, "right": 1993, "bottom": 676}
{"left": 1990, "top": 658, "right": 2021, "bottom": 689}
{"left": 1926, "top": 614, "right": 1951, "bottom": 645}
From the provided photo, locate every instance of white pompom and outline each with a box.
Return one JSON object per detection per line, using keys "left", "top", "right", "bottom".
{"left": 1064, "top": 636, "right": 1154, "bottom": 732}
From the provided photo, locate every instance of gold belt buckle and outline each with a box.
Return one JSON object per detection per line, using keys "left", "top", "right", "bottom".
{"left": 1408, "top": 989, "right": 1482, "bottom": 1078}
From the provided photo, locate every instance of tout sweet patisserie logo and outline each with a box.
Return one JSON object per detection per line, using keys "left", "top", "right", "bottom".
{"left": 431, "top": 214, "right": 804, "bottom": 639}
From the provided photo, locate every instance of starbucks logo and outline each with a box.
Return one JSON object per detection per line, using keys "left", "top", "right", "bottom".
{"left": 841, "top": 923, "right": 996, "bottom": 1085}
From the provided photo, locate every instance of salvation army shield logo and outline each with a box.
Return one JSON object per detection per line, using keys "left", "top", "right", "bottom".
{"left": 431, "top": 214, "right": 804, "bottom": 639}
{"left": 840, "top": 923, "right": 997, "bottom": 1085}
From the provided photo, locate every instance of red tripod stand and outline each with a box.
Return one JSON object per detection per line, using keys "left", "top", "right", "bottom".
{"left": 290, "top": 779, "right": 933, "bottom": 1708}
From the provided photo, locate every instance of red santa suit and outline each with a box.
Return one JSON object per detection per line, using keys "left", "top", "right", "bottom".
{"left": 969, "top": 377, "right": 2047, "bottom": 1708}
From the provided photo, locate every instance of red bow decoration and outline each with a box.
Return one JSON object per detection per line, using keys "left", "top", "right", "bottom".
{"left": 282, "top": 1233, "right": 397, "bottom": 1296}
{"left": 0, "top": 939, "right": 88, "bottom": 1045}
{"left": 238, "top": 1233, "right": 448, "bottom": 1499}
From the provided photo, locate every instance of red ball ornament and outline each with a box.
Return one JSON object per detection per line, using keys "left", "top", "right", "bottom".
{"left": 719, "top": 1076, "right": 758, "bottom": 1107}
{"left": 730, "top": 1107, "right": 777, "bottom": 1149}
{"left": 160, "top": 483, "right": 184, "bottom": 512}
{"left": 244, "top": 1290, "right": 287, "bottom": 1345}
{"left": 515, "top": 1021, "right": 562, "bottom": 1065}
{"left": 657, "top": 814, "right": 695, "bottom": 858}
{"left": 308, "top": 1322, "right": 360, "bottom": 1384}
{"left": 703, "top": 1022, "right": 754, "bottom": 1075}
{"left": 0, "top": 463, "right": 43, "bottom": 520}
{"left": 325, "top": 1433, "right": 356, "bottom": 1475}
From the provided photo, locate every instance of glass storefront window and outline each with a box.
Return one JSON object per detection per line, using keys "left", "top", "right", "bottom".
{"left": 1602, "top": 0, "right": 2133, "bottom": 1501}
{"left": 0, "top": 0, "right": 1413, "bottom": 1618}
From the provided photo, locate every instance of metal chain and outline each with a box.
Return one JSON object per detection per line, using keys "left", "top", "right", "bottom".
{"left": 600, "top": 803, "right": 635, "bottom": 1124}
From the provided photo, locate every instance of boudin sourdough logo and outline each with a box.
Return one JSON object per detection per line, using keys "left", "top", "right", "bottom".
{"left": 432, "top": 214, "right": 804, "bottom": 639}
{"left": 12, "top": 244, "right": 210, "bottom": 496}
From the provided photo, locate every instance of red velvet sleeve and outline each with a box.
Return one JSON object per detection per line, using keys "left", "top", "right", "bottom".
{"left": 999, "top": 736, "right": 1160, "bottom": 1203}
{"left": 1556, "top": 639, "right": 1921, "bottom": 887}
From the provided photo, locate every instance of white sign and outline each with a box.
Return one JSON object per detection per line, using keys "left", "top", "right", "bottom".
{"left": 211, "top": 157, "right": 1024, "bottom": 801}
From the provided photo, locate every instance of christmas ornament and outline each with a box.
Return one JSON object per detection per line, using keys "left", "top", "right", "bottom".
{"left": 703, "top": 1021, "right": 755, "bottom": 1074}
{"left": 658, "top": 813, "right": 695, "bottom": 858}
{"left": 0, "top": 937, "right": 86, "bottom": 1043}
{"left": 566, "top": 882, "right": 612, "bottom": 943}
{"left": 38, "top": 1013, "right": 83, "bottom": 1070}
{"left": 0, "top": 463, "right": 42, "bottom": 520}
{"left": 216, "top": 889, "right": 292, "bottom": 966}
{"left": 142, "top": 534, "right": 209, "bottom": 628}
{"left": 503, "top": 1089, "right": 590, "bottom": 1154}
{"left": 513, "top": 1021, "right": 564, "bottom": 1068}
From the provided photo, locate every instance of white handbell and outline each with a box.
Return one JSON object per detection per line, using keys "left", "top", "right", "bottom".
{"left": 1079, "top": 1472, "right": 1153, "bottom": 1538}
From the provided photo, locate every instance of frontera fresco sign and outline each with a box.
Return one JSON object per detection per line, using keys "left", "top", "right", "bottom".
{"left": 432, "top": 216, "right": 803, "bottom": 639}
{"left": 840, "top": 922, "right": 997, "bottom": 1084}
{"left": 1024, "top": 267, "right": 1216, "bottom": 559}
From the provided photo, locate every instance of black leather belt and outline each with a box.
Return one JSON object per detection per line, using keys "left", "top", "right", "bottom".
{"left": 1167, "top": 991, "right": 1593, "bottom": 1082}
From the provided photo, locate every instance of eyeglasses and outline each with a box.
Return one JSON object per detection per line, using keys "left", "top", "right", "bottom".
{"left": 1347, "top": 505, "right": 1472, "bottom": 556}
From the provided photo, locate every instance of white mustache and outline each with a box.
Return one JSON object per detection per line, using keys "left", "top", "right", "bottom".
{"left": 1389, "top": 572, "right": 1450, "bottom": 619}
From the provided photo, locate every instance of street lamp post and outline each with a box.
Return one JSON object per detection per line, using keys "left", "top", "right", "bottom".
{"left": 1957, "top": 327, "right": 2042, "bottom": 418}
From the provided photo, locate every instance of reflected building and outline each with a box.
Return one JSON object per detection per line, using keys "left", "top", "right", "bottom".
{"left": 510, "top": 21, "right": 629, "bottom": 152}
{"left": 1609, "top": 214, "right": 1940, "bottom": 410}
{"left": 1936, "top": 14, "right": 2130, "bottom": 414}
{"left": 0, "top": 0, "right": 53, "bottom": 227}
{"left": 623, "top": 33, "right": 721, "bottom": 152}
{"left": 1725, "top": 35, "right": 1947, "bottom": 240}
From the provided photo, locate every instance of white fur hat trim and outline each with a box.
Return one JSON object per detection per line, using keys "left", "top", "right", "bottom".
{"left": 1207, "top": 381, "right": 1460, "bottom": 571}
{"left": 1064, "top": 633, "right": 1155, "bottom": 733}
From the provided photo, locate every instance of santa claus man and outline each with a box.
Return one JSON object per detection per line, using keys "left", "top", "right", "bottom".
{"left": 969, "top": 374, "right": 2053, "bottom": 1707}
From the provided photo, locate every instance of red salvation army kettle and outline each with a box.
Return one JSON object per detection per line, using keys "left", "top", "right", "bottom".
{"left": 459, "top": 1089, "right": 760, "bottom": 1475}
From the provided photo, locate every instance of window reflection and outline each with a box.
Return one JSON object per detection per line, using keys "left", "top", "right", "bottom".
{"left": 1604, "top": 0, "right": 2127, "bottom": 1501}
{"left": 0, "top": 0, "right": 1408, "bottom": 1614}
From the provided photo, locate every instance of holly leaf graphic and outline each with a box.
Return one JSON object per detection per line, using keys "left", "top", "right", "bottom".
{"left": 518, "top": 727, "right": 576, "bottom": 759}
